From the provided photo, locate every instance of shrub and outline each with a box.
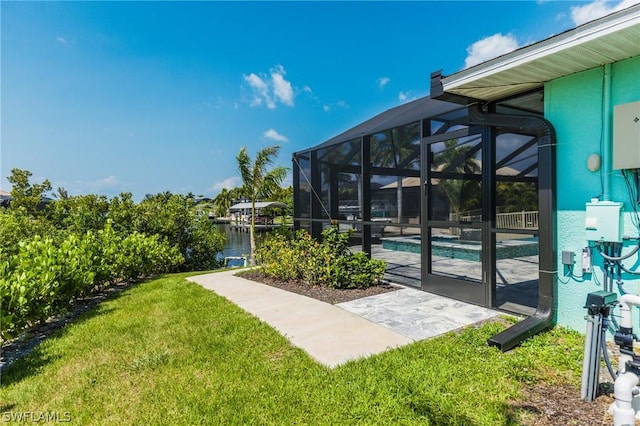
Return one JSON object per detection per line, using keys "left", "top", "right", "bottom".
{"left": 112, "top": 232, "right": 184, "bottom": 282}
{"left": 328, "top": 252, "right": 386, "bottom": 289}
{"left": 0, "top": 228, "right": 184, "bottom": 340}
{"left": 256, "top": 232, "right": 301, "bottom": 281}
{"left": 1, "top": 236, "right": 67, "bottom": 337}
{"left": 0, "top": 208, "right": 59, "bottom": 259}
{"left": 295, "top": 230, "right": 327, "bottom": 285}
{"left": 184, "top": 216, "right": 225, "bottom": 271}
{"left": 135, "top": 193, "right": 224, "bottom": 271}
{"left": 45, "top": 194, "right": 109, "bottom": 234}
{"left": 256, "top": 226, "right": 386, "bottom": 289}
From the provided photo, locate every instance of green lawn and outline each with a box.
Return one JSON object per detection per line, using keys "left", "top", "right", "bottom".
{"left": 0, "top": 273, "right": 584, "bottom": 425}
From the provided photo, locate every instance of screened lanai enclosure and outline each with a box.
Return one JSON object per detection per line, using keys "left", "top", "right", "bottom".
{"left": 293, "top": 90, "right": 556, "bottom": 320}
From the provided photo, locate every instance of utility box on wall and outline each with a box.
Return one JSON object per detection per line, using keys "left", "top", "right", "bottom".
{"left": 585, "top": 201, "right": 624, "bottom": 243}
{"left": 613, "top": 100, "right": 640, "bottom": 170}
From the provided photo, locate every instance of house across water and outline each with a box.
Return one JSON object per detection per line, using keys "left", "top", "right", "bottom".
{"left": 228, "top": 201, "right": 290, "bottom": 232}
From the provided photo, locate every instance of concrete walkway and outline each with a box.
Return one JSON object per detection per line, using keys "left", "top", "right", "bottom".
{"left": 187, "top": 270, "right": 501, "bottom": 368}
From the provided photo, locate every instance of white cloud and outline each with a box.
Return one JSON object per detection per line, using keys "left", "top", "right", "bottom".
{"left": 271, "top": 66, "right": 294, "bottom": 106}
{"left": 56, "top": 36, "right": 69, "bottom": 45}
{"left": 212, "top": 176, "right": 242, "bottom": 192}
{"left": 57, "top": 175, "right": 124, "bottom": 197}
{"left": 570, "top": 0, "right": 639, "bottom": 26}
{"left": 464, "top": 33, "right": 520, "bottom": 69}
{"left": 263, "top": 128, "right": 289, "bottom": 143}
{"left": 243, "top": 65, "right": 295, "bottom": 109}
{"left": 91, "top": 175, "right": 119, "bottom": 189}
{"left": 377, "top": 76, "right": 390, "bottom": 89}
{"left": 323, "top": 100, "right": 349, "bottom": 112}
{"left": 398, "top": 91, "right": 417, "bottom": 103}
{"left": 303, "top": 86, "right": 313, "bottom": 94}
{"left": 243, "top": 72, "right": 273, "bottom": 108}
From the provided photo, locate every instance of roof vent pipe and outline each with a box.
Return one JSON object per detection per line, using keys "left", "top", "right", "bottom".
{"left": 469, "top": 104, "right": 558, "bottom": 351}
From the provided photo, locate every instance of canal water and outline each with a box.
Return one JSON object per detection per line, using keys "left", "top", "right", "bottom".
{"left": 216, "top": 223, "right": 251, "bottom": 265}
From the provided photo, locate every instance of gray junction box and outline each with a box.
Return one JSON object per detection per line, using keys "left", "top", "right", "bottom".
{"left": 613, "top": 100, "right": 640, "bottom": 170}
{"left": 585, "top": 201, "right": 624, "bottom": 243}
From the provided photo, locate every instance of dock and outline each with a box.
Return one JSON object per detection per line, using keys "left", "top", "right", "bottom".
{"left": 229, "top": 222, "right": 292, "bottom": 232}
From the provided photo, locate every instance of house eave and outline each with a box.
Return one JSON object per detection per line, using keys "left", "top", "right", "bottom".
{"left": 438, "top": 3, "right": 640, "bottom": 103}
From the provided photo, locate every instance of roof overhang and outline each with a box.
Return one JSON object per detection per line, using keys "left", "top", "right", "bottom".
{"left": 434, "top": 3, "right": 640, "bottom": 103}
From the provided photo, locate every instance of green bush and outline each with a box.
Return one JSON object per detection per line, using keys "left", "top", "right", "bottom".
{"left": 0, "top": 208, "right": 59, "bottom": 259}
{"left": 45, "top": 194, "right": 109, "bottom": 234}
{"left": 0, "top": 170, "right": 221, "bottom": 339}
{"left": 112, "top": 232, "right": 184, "bottom": 282}
{"left": 256, "top": 232, "right": 301, "bottom": 281}
{"left": 256, "top": 226, "right": 386, "bottom": 289}
{"left": 0, "top": 228, "right": 184, "bottom": 340}
{"left": 185, "top": 216, "right": 226, "bottom": 271}
{"left": 295, "top": 230, "right": 327, "bottom": 285}
{"left": 329, "top": 252, "right": 387, "bottom": 289}
{"left": 136, "top": 193, "right": 224, "bottom": 271}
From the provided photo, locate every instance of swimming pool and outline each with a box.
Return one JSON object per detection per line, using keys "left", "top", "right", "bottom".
{"left": 380, "top": 235, "right": 538, "bottom": 261}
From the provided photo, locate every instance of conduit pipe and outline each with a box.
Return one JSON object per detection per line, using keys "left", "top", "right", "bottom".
{"left": 602, "top": 63, "right": 612, "bottom": 202}
{"left": 614, "top": 294, "right": 640, "bottom": 425}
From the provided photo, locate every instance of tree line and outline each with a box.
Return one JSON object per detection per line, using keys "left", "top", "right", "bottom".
{"left": 0, "top": 168, "right": 225, "bottom": 339}
{"left": 0, "top": 145, "right": 291, "bottom": 338}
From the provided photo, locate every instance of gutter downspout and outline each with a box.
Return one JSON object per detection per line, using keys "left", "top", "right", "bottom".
{"left": 602, "top": 63, "right": 613, "bottom": 201}
{"left": 469, "top": 104, "right": 557, "bottom": 352}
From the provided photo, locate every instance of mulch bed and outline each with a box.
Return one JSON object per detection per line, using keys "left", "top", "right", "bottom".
{"left": 237, "top": 270, "right": 398, "bottom": 304}
{"left": 511, "top": 382, "right": 614, "bottom": 425}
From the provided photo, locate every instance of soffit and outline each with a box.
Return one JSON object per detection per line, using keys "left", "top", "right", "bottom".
{"left": 442, "top": 4, "right": 640, "bottom": 102}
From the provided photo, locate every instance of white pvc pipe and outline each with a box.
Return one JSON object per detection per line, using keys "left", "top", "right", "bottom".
{"left": 614, "top": 372, "right": 639, "bottom": 426}
{"left": 614, "top": 295, "right": 640, "bottom": 425}
{"left": 619, "top": 294, "right": 640, "bottom": 329}
{"left": 618, "top": 294, "right": 640, "bottom": 373}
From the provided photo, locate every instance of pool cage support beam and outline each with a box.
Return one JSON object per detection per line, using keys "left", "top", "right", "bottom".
{"left": 482, "top": 118, "right": 498, "bottom": 309}
{"left": 292, "top": 153, "right": 302, "bottom": 233}
{"left": 310, "top": 150, "right": 323, "bottom": 240}
{"left": 361, "top": 135, "right": 372, "bottom": 256}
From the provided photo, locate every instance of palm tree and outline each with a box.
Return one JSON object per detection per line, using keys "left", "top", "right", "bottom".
{"left": 370, "top": 123, "right": 420, "bottom": 231}
{"left": 236, "top": 145, "right": 289, "bottom": 265}
{"left": 229, "top": 186, "right": 247, "bottom": 203}
{"left": 53, "top": 186, "right": 69, "bottom": 200}
{"left": 431, "top": 138, "right": 482, "bottom": 220}
{"left": 213, "top": 188, "right": 233, "bottom": 218}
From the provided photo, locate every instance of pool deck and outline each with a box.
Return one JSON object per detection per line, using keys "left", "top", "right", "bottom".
{"left": 369, "top": 245, "right": 539, "bottom": 314}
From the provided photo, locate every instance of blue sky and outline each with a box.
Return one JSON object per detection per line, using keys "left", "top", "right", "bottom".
{"left": 2, "top": 0, "right": 637, "bottom": 200}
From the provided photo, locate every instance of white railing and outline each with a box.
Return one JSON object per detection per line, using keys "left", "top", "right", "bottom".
{"left": 496, "top": 210, "right": 538, "bottom": 229}
{"left": 449, "top": 210, "right": 539, "bottom": 230}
